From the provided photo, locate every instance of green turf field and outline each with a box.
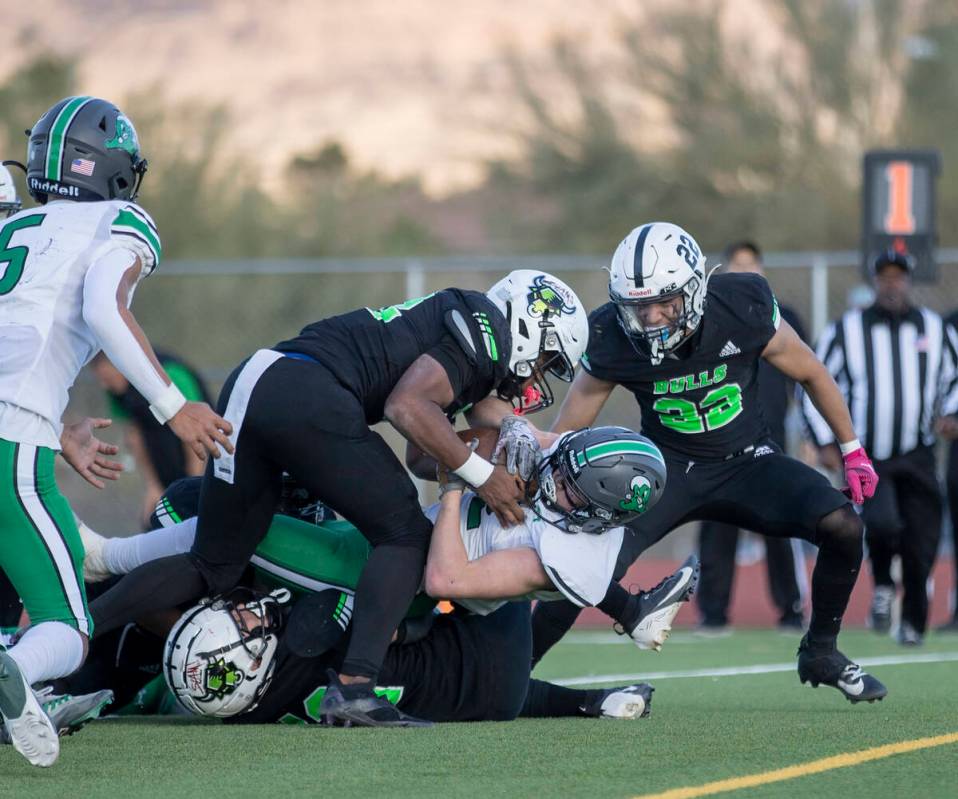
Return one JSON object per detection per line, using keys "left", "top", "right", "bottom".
{"left": 3, "top": 628, "right": 957, "bottom": 799}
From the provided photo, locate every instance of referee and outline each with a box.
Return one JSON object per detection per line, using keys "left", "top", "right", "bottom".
{"left": 804, "top": 251, "right": 958, "bottom": 645}
{"left": 697, "top": 241, "right": 808, "bottom": 631}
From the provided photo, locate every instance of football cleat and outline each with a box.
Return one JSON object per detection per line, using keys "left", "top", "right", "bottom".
{"left": 896, "top": 622, "right": 923, "bottom": 647}
{"left": 582, "top": 684, "right": 654, "bottom": 719}
{"left": 619, "top": 555, "right": 700, "bottom": 651}
{"left": 77, "top": 519, "right": 113, "bottom": 582}
{"left": 0, "top": 652, "right": 59, "bottom": 767}
{"left": 320, "top": 670, "right": 432, "bottom": 728}
{"left": 869, "top": 585, "right": 894, "bottom": 633}
{"left": 1, "top": 688, "right": 113, "bottom": 743}
{"left": 797, "top": 635, "right": 888, "bottom": 703}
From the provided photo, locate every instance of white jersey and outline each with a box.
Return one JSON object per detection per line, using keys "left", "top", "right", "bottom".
{"left": 423, "top": 491, "right": 624, "bottom": 616}
{"left": 0, "top": 199, "right": 160, "bottom": 448}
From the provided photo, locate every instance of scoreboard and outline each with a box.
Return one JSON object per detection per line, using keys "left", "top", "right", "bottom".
{"left": 862, "top": 149, "right": 941, "bottom": 282}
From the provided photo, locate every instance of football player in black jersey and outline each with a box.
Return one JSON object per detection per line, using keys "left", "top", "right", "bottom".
{"left": 539, "top": 221, "right": 885, "bottom": 704}
{"left": 88, "top": 270, "right": 589, "bottom": 726}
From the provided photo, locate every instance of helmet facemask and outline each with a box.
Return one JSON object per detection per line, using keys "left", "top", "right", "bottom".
{"left": 531, "top": 443, "right": 620, "bottom": 535}
{"left": 611, "top": 279, "right": 702, "bottom": 365}
{"left": 498, "top": 311, "right": 578, "bottom": 416}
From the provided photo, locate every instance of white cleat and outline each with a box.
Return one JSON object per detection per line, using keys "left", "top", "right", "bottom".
{"left": 0, "top": 653, "right": 60, "bottom": 767}
{"left": 587, "top": 684, "right": 654, "bottom": 719}
{"left": 622, "top": 555, "right": 700, "bottom": 652}
{"left": 77, "top": 519, "right": 112, "bottom": 583}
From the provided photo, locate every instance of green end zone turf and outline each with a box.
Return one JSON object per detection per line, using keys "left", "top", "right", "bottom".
{"left": 2, "top": 629, "right": 956, "bottom": 799}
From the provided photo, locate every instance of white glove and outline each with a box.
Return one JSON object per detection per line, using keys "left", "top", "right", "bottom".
{"left": 492, "top": 416, "right": 541, "bottom": 483}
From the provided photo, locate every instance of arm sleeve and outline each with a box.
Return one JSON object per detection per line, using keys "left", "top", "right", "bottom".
{"left": 939, "top": 318, "right": 958, "bottom": 417}
{"left": 82, "top": 249, "right": 183, "bottom": 419}
{"left": 110, "top": 204, "right": 162, "bottom": 275}
{"left": 163, "top": 360, "right": 208, "bottom": 403}
{"left": 801, "top": 319, "right": 846, "bottom": 447}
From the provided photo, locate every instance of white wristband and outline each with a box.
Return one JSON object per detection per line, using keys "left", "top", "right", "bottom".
{"left": 453, "top": 452, "right": 495, "bottom": 488}
{"left": 839, "top": 439, "right": 862, "bottom": 456}
{"left": 149, "top": 382, "right": 187, "bottom": 424}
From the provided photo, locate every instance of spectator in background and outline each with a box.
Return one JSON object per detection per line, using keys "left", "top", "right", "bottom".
{"left": 91, "top": 351, "right": 211, "bottom": 528}
{"left": 696, "top": 241, "right": 808, "bottom": 632}
{"left": 805, "top": 251, "right": 958, "bottom": 646}
{"left": 941, "top": 309, "right": 958, "bottom": 633}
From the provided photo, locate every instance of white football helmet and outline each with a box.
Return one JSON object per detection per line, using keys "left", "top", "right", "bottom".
{"left": 163, "top": 588, "right": 290, "bottom": 718}
{"left": 608, "top": 222, "right": 712, "bottom": 364}
{"left": 0, "top": 164, "right": 21, "bottom": 218}
{"left": 486, "top": 270, "right": 588, "bottom": 413}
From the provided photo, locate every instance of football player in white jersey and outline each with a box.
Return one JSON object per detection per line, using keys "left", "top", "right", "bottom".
{"left": 82, "top": 425, "right": 698, "bottom": 656}
{"left": 0, "top": 96, "right": 232, "bottom": 766}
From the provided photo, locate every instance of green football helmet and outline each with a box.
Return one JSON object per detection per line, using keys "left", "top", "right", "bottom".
{"left": 25, "top": 96, "right": 148, "bottom": 204}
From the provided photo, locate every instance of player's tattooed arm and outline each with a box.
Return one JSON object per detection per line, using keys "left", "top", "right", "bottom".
{"left": 550, "top": 370, "right": 616, "bottom": 434}
{"left": 761, "top": 320, "right": 857, "bottom": 445}
{"left": 424, "top": 478, "right": 551, "bottom": 600}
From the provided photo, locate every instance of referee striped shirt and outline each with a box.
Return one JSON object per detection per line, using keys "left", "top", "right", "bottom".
{"left": 803, "top": 305, "right": 958, "bottom": 461}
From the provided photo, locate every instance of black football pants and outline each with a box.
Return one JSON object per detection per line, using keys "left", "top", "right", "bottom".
{"left": 92, "top": 353, "right": 432, "bottom": 681}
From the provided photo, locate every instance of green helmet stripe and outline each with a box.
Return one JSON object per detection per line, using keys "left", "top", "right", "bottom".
{"left": 45, "top": 96, "right": 93, "bottom": 181}
{"left": 576, "top": 440, "right": 665, "bottom": 467}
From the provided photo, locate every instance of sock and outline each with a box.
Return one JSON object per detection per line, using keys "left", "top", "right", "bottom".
{"left": 104, "top": 518, "right": 198, "bottom": 574}
{"left": 530, "top": 599, "right": 582, "bottom": 668}
{"left": 520, "top": 678, "right": 599, "bottom": 717}
{"left": 340, "top": 544, "right": 425, "bottom": 680}
{"left": 597, "top": 582, "right": 633, "bottom": 625}
{"left": 808, "top": 540, "right": 862, "bottom": 646}
{"left": 7, "top": 622, "right": 83, "bottom": 684}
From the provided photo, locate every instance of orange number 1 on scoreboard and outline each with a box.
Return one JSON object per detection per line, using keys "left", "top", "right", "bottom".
{"left": 884, "top": 161, "right": 916, "bottom": 234}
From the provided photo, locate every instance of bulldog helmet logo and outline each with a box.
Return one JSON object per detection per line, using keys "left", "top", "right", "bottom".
{"left": 619, "top": 475, "right": 652, "bottom": 514}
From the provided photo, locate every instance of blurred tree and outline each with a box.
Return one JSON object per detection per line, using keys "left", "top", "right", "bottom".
{"left": 0, "top": 54, "right": 74, "bottom": 202}
{"left": 489, "top": 0, "right": 940, "bottom": 253}
{"left": 896, "top": 5, "right": 958, "bottom": 231}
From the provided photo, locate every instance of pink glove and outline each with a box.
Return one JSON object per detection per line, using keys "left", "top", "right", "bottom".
{"left": 842, "top": 447, "right": 878, "bottom": 504}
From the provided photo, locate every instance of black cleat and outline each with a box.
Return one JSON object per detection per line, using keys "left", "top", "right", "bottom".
{"left": 618, "top": 555, "right": 700, "bottom": 651}
{"left": 285, "top": 590, "right": 352, "bottom": 658}
{"left": 320, "top": 670, "right": 433, "bottom": 728}
{"left": 581, "top": 684, "right": 654, "bottom": 719}
{"left": 797, "top": 635, "right": 887, "bottom": 704}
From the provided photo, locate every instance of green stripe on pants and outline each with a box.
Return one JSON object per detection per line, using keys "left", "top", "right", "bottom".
{"left": 0, "top": 438, "right": 92, "bottom": 635}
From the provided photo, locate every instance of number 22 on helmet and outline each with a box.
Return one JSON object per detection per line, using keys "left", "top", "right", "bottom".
{"left": 608, "top": 222, "right": 717, "bottom": 365}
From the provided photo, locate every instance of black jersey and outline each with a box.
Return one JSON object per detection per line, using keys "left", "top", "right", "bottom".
{"left": 582, "top": 273, "right": 780, "bottom": 460}
{"left": 274, "top": 289, "right": 511, "bottom": 425}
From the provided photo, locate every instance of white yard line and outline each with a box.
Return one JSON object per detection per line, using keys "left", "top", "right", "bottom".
{"left": 551, "top": 651, "right": 958, "bottom": 686}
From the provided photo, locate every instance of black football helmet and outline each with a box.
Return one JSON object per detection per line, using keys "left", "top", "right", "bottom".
{"left": 25, "top": 96, "right": 148, "bottom": 204}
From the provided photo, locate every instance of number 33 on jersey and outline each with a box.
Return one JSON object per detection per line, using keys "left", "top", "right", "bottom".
{"left": 582, "top": 272, "right": 781, "bottom": 460}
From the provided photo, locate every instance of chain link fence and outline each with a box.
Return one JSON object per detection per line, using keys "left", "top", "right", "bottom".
{"left": 65, "top": 250, "right": 958, "bottom": 548}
